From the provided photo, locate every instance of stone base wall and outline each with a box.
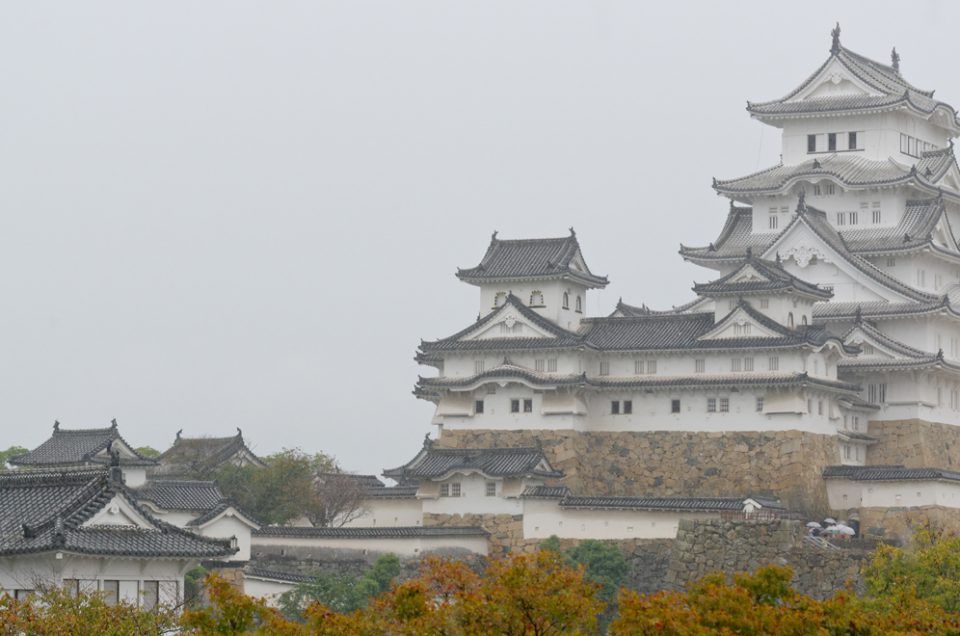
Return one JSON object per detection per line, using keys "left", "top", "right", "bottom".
{"left": 858, "top": 506, "right": 960, "bottom": 540}
{"left": 665, "top": 519, "right": 867, "bottom": 599}
{"left": 437, "top": 429, "right": 838, "bottom": 515}
{"left": 867, "top": 419, "right": 960, "bottom": 468}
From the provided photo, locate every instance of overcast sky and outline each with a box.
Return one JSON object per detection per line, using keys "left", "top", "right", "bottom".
{"left": 1, "top": 1, "right": 957, "bottom": 475}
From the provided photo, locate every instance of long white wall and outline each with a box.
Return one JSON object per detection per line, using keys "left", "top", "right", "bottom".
{"left": 826, "top": 478, "right": 960, "bottom": 510}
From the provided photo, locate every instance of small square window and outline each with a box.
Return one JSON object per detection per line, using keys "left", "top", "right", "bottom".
{"left": 535, "top": 359, "right": 545, "bottom": 372}
{"left": 475, "top": 400, "right": 484, "bottom": 414}
{"left": 440, "top": 483, "right": 449, "bottom": 497}
{"left": 695, "top": 359, "right": 705, "bottom": 373}
{"left": 611, "top": 400, "right": 621, "bottom": 415}
{"left": 848, "top": 131, "right": 858, "bottom": 150}
{"left": 599, "top": 360, "right": 610, "bottom": 376}
{"left": 756, "top": 397, "right": 764, "bottom": 412}
{"left": 719, "top": 398, "right": 730, "bottom": 412}
{"left": 523, "top": 399, "right": 533, "bottom": 413}
{"left": 510, "top": 399, "right": 520, "bottom": 413}
{"left": 807, "top": 134, "right": 817, "bottom": 152}
{"left": 450, "top": 482, "right": 461, "bottom": 497}
{"left": 707, "top": 398, "right": 717, "bottom": 413}
{"left": 623, "top": 400, "right": 632, "bottom": 414}
{"left": 671, "top": 399, "right": 681, "bottom": 414}
{"left": 768, "top": 356, "right": 779, "bottom": 371}
{"left": 547, "top": 358, "right": 557, "bottom": 372}
{"left": 485, "top": 482, "right": 496, "bottom": 497}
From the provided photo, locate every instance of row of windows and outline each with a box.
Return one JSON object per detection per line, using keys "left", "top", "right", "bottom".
{"left": 770, "top": 202, "right": 882, "bottom": 230}
{"left": 59, "top": 579, "right": 166, "bottom": 609}
{"left": 900, "top": 133, "right": 936, "bottom": 158}
{"left": 492, "top": 291, "right": 583, "bottom": 312}
{"left": 597, "top": 356, "right": 782, "bottom": 376}
{"left": 473, "top": 398, "right": 532, "bottom": 414}
{"left": 439, "top": 481, "right": 498, "bottom": 497}
{"left": 807, "top": 131, "right": 862, "bottom": 154}
{"left": 843, "top": 443, "right": 865, "bottom": 462}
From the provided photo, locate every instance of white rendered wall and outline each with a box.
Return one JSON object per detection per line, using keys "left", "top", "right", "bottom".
{"left": 0, "top": 553, "right": 185, "bottom": 605}
{"left": 346, "top": 498, "right": 423, "bottom": 528}
{"left": 521, "top": 499, "right": 717, "bottom": 540}
{"left": 243, "top": 576, "right": 295, "bottom": 607}
{"left": 826, "top": 479, "right": 960, "bottom": 510}
{"left": 420, "top": 474, "right": 527, "bottom": 516}
{"left": 251, "top": 534, "right": 489, "bottom": 558}
{"left": 477, "top": 280, "right": 589, "bottom": 330}
{"left": 198, "top": 515, "right": 253, "bottom": 561}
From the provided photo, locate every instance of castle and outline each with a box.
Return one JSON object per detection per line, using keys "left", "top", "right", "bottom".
{"left": 361, "top": 24, "right": 960, "bottom": 541}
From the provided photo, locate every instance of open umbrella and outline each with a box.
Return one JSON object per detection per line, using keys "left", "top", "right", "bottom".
{"left": 834, "top": 524, "right": 855, "bottom": 536}
{"left": 806, "top": 521, "right": 822, "bottom": 528}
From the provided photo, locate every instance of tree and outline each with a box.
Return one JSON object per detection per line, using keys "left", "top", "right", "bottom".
{"left": 312, "top": 472, "right": 369, "bottom": 528}
{"left": 863, "top": 526, "right": 960, "bottom": 613}
{"left": 278, "top": 553, "right": 401, "bottom": 619}
{"left": 135, "top": 445, "right": 161, "bottom": 458}
{"left": 0, "top": 445, "right": 27, "bottom": 467}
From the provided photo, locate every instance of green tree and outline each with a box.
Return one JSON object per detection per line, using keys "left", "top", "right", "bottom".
{"left": 135, "top": 445, "right": 161, "bottom": 458}
{"left": 0, "top": 445, "right": 27, "bottom": 467}
{"left": 279, "top": 553, "right": 401, "bottom": 619}
{"left": 863, "top": 526, "right": 960, "bottom": 613}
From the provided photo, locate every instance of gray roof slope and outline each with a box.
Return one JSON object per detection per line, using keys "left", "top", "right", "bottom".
{"left": 746, "top": 35, "right": 956, "bottom": 122}
{"left": 823, "top": 465, "right": 960, "bottom": 482}
{"left": 134, "top": 480, "right": 226, "bottom": 511}
{"left": 842, "top": 319, "right": 930, "bottom": 359}
{"left": 456, "top": 229, "right": 608, "bottom": 287}
{"left": 157, "top": 429, "right": 265, "bottom": 475}
{"left": 383, "top": 445, "right": 562, "bottom": 480}
{"left": 418, "top": 294, "right": 584, "bottom": 354}
{"left": 693, "top": 253, "right": 833, "bottom": 299}
{"left": 185, "top": 500, "right": 261, "bottom": 528}
{"left": 0, "top": 469, "right": 234, "bottom": 559}
{"left": 813, "top": 298, "right": 960, "bottom": 321}
{"left": 253, "top": 526, "right": 488, "bottom": 538}
{"left": 10, "top": 422, "right": 158, "bottom": 467}
{"left": 243, "top": 566, "right": 314, "bottom": 583}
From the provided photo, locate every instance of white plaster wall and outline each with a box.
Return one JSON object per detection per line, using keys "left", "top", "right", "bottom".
{"left": 198, "top": 515, "right": 253, "bottom": 561}
{"left": 0, "top": 554, "right": 186, "bottom": 605}
{"left": 522, "top": 499, "right": 716, "bottom": 540}
{"left": 251, "top": 534, "right": 488, "bottom": 557}
{"left": 346, "top": 498, "right": 423, "bottom": 528}
{"left": 421, "top": 474, "right": 526, "bottom": 516}
{"left": 477, "top": 280, "right": 588, "bottom": 330}
{"left": 243, "top": 576, "right": 295, "bottom": 607}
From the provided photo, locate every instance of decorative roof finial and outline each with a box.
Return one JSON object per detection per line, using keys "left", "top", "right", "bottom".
{"left": 175, "top": 429, "right": 182, "bottom": 440}
{"left": 236, "top": 427, "right": 242, "bottom": 437}
{"left": 569, "top": 227, "right": 576, "bottom": 237}
{"left": 491, "top": 230, "right": 498, "bottom": 241}
{"left": 745, "top": 246, "right": 753, "bottom": 260}
{"left": 796, "top": 188, "right": 806, "bottom": 213}
{"left": 891, "top": 47, "right": 900, "bottom": 73}
{"left": 423, "top": 433, "right": 433, "bottom": 449}
{"left": 854, "top": 305, "right": 862, "bottom": 324}
{"left": 830, "top": 22, "right": 841, "bottom": 55}
{"left": 110, "top": 418, "right": 118, "bottom": 429}
{"left": 53, "top": 420, "right": 60, "bottom": 432}
{"left": 938, "top": 348, "right": 945, "bottom": 361}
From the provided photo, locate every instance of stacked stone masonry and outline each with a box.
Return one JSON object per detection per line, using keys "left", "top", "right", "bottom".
{"left": 867, "top": 419, "right": 960, "bottom": 468}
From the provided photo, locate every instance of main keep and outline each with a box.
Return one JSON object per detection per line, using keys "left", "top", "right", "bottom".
{"left": 410, "top": 26, "right": 960, "bottom": 529}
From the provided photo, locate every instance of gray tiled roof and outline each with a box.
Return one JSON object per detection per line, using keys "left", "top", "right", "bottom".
{"left": 842, "top": 320, "right": 930, "bottom": 359}
{"left": 814, "top": 299, "right": 958, "bottom": 320}
{"left": 317, "top": 473, "right": 385, "bottom": 491}
{"left": 383, "top": 445, "right": 562, "bottom": 481}
{"left": 839, "top": 430, "right": 878, "bottom": 443}
{"left": 419, "top": 293, "right": 584, "bottom": 354}
{"left": 747, "top": 44, "right": 956, "bottom": 123}
{"left": 456, "top": 230, "right": 608, "bottom": 288}
{"left": 253, "top": 526, "right": 488, "bottom": 538}
{"left": 715, "top": 155, "right": 915, "bottom": 195}
{"left": 0, "top": 469, "right": 235, "bottom": 559}
{"left": 823, "top": 465, "right": 960, "bottom": 482}
{"left": 363, "top": 485, "right": 419, "bottom": 499}
{"left": 693, "top": 254, "right": 832, "bottom": 299}
{"left": 157, "top": 430, "right": 264, "bottom": 476}
{"left": 522, "top": 486, "right": 572, "bottom": 499}
{"left": 842, "top": 198, "right": 957, "bottom": 255}
{"left": 10, "top": 422, "right": 158, "bottom": 467}
{"left": 243, "top": 566, "right": 314, "bottom": 584}
{"left": 185, "top": 500, "right": 261, "bottom": 528}
{"left": 134, "top": 480, "right": 226, "bottom": 511}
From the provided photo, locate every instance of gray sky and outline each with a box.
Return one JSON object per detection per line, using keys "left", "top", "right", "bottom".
{"left": 1, "top": 1, "right": 957, "bottom": 475}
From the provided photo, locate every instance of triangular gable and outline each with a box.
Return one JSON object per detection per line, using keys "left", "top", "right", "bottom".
{"left": 935, "top": 163, "right": 960, "bottom": 195}
{"left": 931, "top": 212, "right": 960, "bottom": 252}
{"left": 467, "top": 304, "right": 560, "bottom": 341}
{"left": 728, "top": 263, "right": 773, "bottom": 284}
{"left": 82, "top": 493, "right": 155, "bottom": 529}
{"left": 794, "top": 57, "right": 880, "bottom": 101}
{"left": 88, "top": 438, "right": 143, "bottom": 464}
{"left": 763, "top": 215, "right": 917, "bottom": 303}
{"left": 568, "top": 249, "right": 587, "bottom": 274}
{"left": 191, "top": 505, "right": 260, "bottom": 531}
{"left": 698, "top": 306, "right": 783, "bottom": 341}
{"left": 843, "top": 323, "right": 927, "bottom": 360}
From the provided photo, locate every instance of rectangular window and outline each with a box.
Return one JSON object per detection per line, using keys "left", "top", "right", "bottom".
{"left": 474, "top": 359, "right": 485, "bottom": 374}
{"left": 849, "top": 211, "right": 858, "bottom": 225}
{"left": 523, "top": 399, "right": 533, "bottom": 413}
{"left": 873, "top": 208, "right": 882, "bottom": 224}
{"left": 844, "top": 444, "right": 851, "bottom": 460}
{"left": 807, "top": 134, "right": 817, "bottom": 153}
{"left": 475, "top": 400, "right": 484, "bottom": 414}
{"left": 611, "top": 400, "right": 620, "bottom": 415}
{"left": 917, "top": 269, "right": 926, "bottom": 287}
{"left": 547, "top": 358, "right": 557, "bottom": 372}
{"left": 450, "top": 482, "right": 461, "bottom": 497}
{"left": 848, "top": 131, "right": 858, "bottom": 150}
{"left": 731, "top": 358, "right": 742, "bottom": 372}
{"left": 695, "top": 358, "right": 705, "bottom": 373}
{"left": 901, "top": 133, "right": 909, "bottom": 154}
{"left": 719, "top": 398, "right": 730, "bottom": 412}
{"left": 760, "top": 299, "right": 769, "bottom": 308}
{"left": 623, "top": 400, "right": 632, "bottom": 414}
{"left": 818, "top": 400, "right": 823, "bottom": 415}
{"left": 813, "top": 185, "right": 822, "bottom": 196}
{"left": 825, "top": 184, "right": 835, "bottom": 195}
{"left": 535, "top": 359, "right": 545, "bottom": 372}
{"left": 671, "top": 399, "right": 681, "bottom": 414}
{"left": 511, "top": 399, "right": 520, "bottom": 413}
{"left": 634, "top": 359, "right": 643, "bottom": 375}
{"left": 103, "top": 580, "right": 119, "bottom": 607}
{"left": 769, "top": 215, "right": 778, "bottom": 230}
{"left": 828, "top": 132, "right": 837, "bottom": 151}
{"left": 768, "top": 356, "right": 779, "bottom": 371}
{"left": 756, "top": 397, "right": 764, "bottom": 412}
{"left": 647, "top": 360, "right": 657, "bottom": 374}
{"left": 599, "top": 361, "right": 610, "bottom": 376}
{"left": 744, "top": 357, "right": 754, "bottom": 371}
{"left": 440, "top": 483, "right": 449, "bottom": 497}
{"left": 886, "top": 257, "right": 896, "bottom": 267}
{"left": 63, "top": 579, "right": 79, "bottom": 597}
{"left": 836, "top": 212, "right": 845, "bottom": 226}
{"left": 707, "top": 398, "right": 717, "bottom": 413}
{"left": 14, "top": 590, "right": 34, "bottom": 601}
{"left": 485, "top": 482, "right": 496, "bottom": 497}
{"left": 141, "top": 581, "right": 159, "bottom": 610}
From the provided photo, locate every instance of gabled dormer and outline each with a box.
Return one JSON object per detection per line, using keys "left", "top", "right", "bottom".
{"left": 693, "top": 250, "right": 833, "bottom": 327}
{"left": 456, "top": 229, "right": 608, "bottom": 330}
